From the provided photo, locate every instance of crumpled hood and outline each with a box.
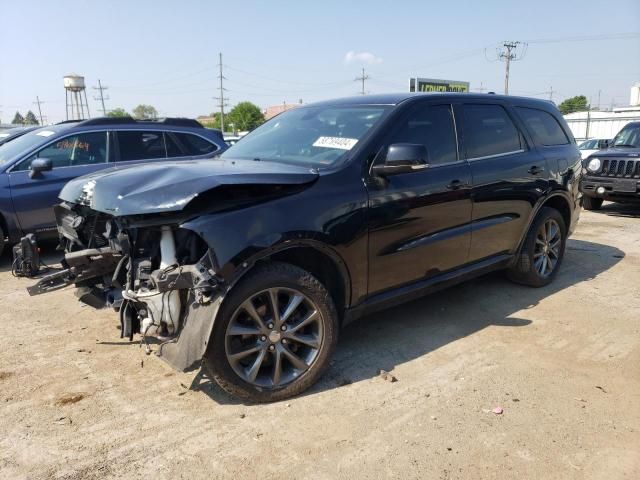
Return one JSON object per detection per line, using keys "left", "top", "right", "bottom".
{"left": 59, "top": 158, "right": 318, "bottom": 216}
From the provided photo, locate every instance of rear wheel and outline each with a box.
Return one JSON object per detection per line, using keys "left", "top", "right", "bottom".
{"left": 583, "top": 196, "right": 603, "bottom": 211}
{"left": 507, "top": 207, "right": 567, "bottom": 287}
{"left": 203, "top": 262, "right": 339, "bottom": 403}
{"left": 0, "top": 225, "right": 5, "bottom": 257}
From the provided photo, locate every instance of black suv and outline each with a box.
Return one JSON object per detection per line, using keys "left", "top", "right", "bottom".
{"left": 581, "top": 121, "right": 640, "bottom": 210}
{"left": 31, "top": 93, "right": 582, "bottom": 402}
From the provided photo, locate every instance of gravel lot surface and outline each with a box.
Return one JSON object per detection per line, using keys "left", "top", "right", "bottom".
{"left": 1, "top": 203, "right": 639, "bottom": 479}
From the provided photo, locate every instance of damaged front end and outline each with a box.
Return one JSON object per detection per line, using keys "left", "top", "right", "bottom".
{"left": 29, "top": 202, "right": 223, "bottom": 371}
{"left": 27, "top": 158, "right": 319, "bottom": 372}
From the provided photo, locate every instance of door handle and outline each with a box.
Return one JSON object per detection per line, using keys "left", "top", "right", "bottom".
{"left": 528, "top": 165, "right": 545, "bottom": 175}
{"left": 446, "top": 179, "right": 468, "bottom": 190}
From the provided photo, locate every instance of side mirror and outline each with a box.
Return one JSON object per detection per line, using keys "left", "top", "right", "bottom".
{"left": 372, "top": 143, "right": 429, "bottom": 176}
{"left": 29, "top": 158, "right": 53, "bottom": 178}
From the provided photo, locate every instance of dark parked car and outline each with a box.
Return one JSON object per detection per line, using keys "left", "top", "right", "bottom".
{"left": 0, "top": 117, "right": 226, "bottom": 255}
{"left": 581, "top": 121, "right": 640, "bottom": 210}
{"left": 30, "top": 93, "right": 582, "bottom": 402}
{"left": 0, "top": 126, "right": 40, "bottom": 147}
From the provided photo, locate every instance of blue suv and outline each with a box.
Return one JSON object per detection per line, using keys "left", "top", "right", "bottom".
{"left": 0, "top": 117, "right": 227, "bottom": 255}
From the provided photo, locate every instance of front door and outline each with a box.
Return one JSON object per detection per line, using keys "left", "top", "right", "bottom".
{"left": 8, "top": 131, "right": 110, "bottom": 235}
{"left": 367, "top": 103, "right": 473, "bottom": 295}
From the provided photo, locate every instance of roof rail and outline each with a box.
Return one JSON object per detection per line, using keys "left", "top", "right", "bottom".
{"left": 76, "top": 116, "right": 136, "bottom": 126}
{"left": 75, "top": 117, "right": 204, "bottom": 128}
{"left": 155, "top": 118, "right": 204, "bottom": 128}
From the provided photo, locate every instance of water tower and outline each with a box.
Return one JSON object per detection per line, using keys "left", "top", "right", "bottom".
{"left": 64, "top": 74, "right": 91, "bottom": 120}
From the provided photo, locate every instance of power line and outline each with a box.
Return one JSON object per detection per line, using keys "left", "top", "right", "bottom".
{"left": 355, "top": 68, "right": 370, "bottom": 95}
{"left": 525, "top": 32, "right": 640, "bottom": 44}
{"left": 33, "top": 96, "right": 45, "bottom": 124}
{"left": 93, "top": 79, "right": 109, "bottom": 115}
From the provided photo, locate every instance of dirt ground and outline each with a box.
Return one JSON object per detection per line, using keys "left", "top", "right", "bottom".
{"left": 1, "top": 203, "right": 639, "bottom": 480}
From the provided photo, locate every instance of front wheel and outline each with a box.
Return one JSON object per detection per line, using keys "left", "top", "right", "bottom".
{"left": 582, "top": 196, "right": 603, "bottom": 211}
{"left": 507, "top": 207, "right": 567, "bottom": 287}
{"left": 203, "top": 262, "right": 339, "bottom": 403}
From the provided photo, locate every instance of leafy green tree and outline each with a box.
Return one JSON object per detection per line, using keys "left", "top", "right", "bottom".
{"left": 24, "top": 110, "right": 39, "bottom": 125}
{"left": 107, "top": 108, "right": 130, "bottom": 118}
{"left": 558, "top": 95, "right": 589, "bottom": 115}
{"left": 132, "top": 104, "right": 158, "bottom": 119}
{"left": 228, "top": 102, "right": 265, "bottom": 132}
{"left": 11, "top": 111, "right": 24, "bottom": 125}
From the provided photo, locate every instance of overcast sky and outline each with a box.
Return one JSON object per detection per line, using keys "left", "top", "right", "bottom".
{"left": 1, "top": 0, "right": 639, "bottom": 124}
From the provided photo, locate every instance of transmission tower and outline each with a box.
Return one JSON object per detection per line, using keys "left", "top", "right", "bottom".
{"left": 93, "top": 79, "right": 109, "bottom": 116}
{"left": 214, "top": 52, "right": 229, "bottom": 132}
{"left": 354, "top": 68, "right": 370, "bottom": 95}
{"left": 497, "top": 41, "right": 527, "bottom": 95}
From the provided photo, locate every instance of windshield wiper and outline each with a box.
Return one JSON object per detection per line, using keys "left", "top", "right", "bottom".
{"left": 613, "top": 143, "right": 638, "bottom": 148}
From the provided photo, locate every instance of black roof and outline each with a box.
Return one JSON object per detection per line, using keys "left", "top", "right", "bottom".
{"left": 74, "top": 117, "right": 204, "bottom": 128}
{"left": 306, "top": 92, "right": 556, "bottom": 108}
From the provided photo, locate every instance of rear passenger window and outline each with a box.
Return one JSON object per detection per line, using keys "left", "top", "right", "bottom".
{"left": 117, "top": 131, "right": 166, "bottom": 161}
{"left": 462, "top": 105, "right": 522, "bottom": 159}
{"left": 516, "top": 107, "right": 569, "bottom": 146}
{"left": 387, "top": 104, "right": 458, "bottom": 165}
{"left": 172, "top": 132, "right": 217, "bottom": 156}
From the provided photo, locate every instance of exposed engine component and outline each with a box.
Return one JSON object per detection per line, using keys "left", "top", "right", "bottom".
{"left": 12, "top": 234, "right": 42, "bottom": 278}
{"left": 30, "top": 203, "right": 219, "bottom": 347}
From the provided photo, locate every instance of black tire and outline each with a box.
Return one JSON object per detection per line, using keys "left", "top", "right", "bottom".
{"left": 507, "top": 207, "right": 567, "bottom": 287}
{"left": 203, "top": 261, "right": 339, "bottom": 403}
{"left": 582, "top": 196, "right": 603, "bottom": 211}
{"left": 0, "top": 225, "right": 4, "bottom": 257}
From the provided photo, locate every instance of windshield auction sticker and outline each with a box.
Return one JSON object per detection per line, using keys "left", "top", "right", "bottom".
{"left": 313, "top": 136, "right": 358, "bottom": 150}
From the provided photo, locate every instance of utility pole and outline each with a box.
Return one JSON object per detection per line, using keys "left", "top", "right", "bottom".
{"left": 33, "top": 96, "right": 45, "bottom": 124}
{"left": 354, "top": 68, "right": 370, "bottom": 95}
{"left": 92, "top": 79, "right": 109, "bottom": 116}
{"left": 545, "top": 86, "right": 555, "bottom": 101}
{"left": 214, "top": 52, "right": 228, "bottom": 133}
{"left": 498, "top": 41, "right": 526, "bottom": 95}
{"left": 473, "top": 81, "right": 488, "bottom": 93}
{"left": 597, "top": 89, "right": 602, "bottom": 110}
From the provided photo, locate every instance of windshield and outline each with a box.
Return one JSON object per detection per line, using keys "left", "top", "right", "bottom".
{"left": 0, "top": 128, "right": 59, "bottom": 166}
{"left": 611, "top": 125, "right": 640, "bottom": 148}
{"left": 221, "top": 105, "right": 391, "bottom": 167}
{"left": 578, "top": 139, "right": 597, "bottom": 149}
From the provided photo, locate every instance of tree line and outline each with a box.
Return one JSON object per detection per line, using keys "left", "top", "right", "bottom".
{"left": 107, "top": 101, "right": 265, "bottom": 132}
{"left": 10, "top": 111, "right": 40, "bottom": 125}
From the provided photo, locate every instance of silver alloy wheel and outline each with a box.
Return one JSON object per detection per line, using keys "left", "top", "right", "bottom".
{"left": 534, "top": 218, "right": 562, "bottom": 277}
{"left": 225, "top": 287, "right": 324, "bottom": 388}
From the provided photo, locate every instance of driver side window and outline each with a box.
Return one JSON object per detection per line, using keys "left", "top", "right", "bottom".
{"left": 387, "top": 104, "right": 458, "bottom": 165}
{"left": 16, "top": 132, "right": 107, "bottom": 171}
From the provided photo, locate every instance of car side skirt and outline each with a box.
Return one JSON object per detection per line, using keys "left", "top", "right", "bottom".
{"left": 343, "top": 253, "right": 513, "bottom": 325}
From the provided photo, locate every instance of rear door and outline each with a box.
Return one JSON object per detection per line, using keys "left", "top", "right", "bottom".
{"left": 114, "top": 130, "right": 171, "bottom": 166}
{"left": 114, "top": 130, "right": 221, "bottom": 166}
{"left": 367, "top": 102, "right": 473, "bottom": 294}
{"left": 460, "top": 103, "right": 549, "bottom": 262}
{"left": 8, "top": 131, "right": 109, "bottom": 235}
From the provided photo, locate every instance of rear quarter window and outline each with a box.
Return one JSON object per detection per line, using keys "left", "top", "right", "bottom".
{"left": 172, "top": 132, "right": 218, "bottom": 156}
{"left": 516, "top": 107, "right": 569, "bottom": 146}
